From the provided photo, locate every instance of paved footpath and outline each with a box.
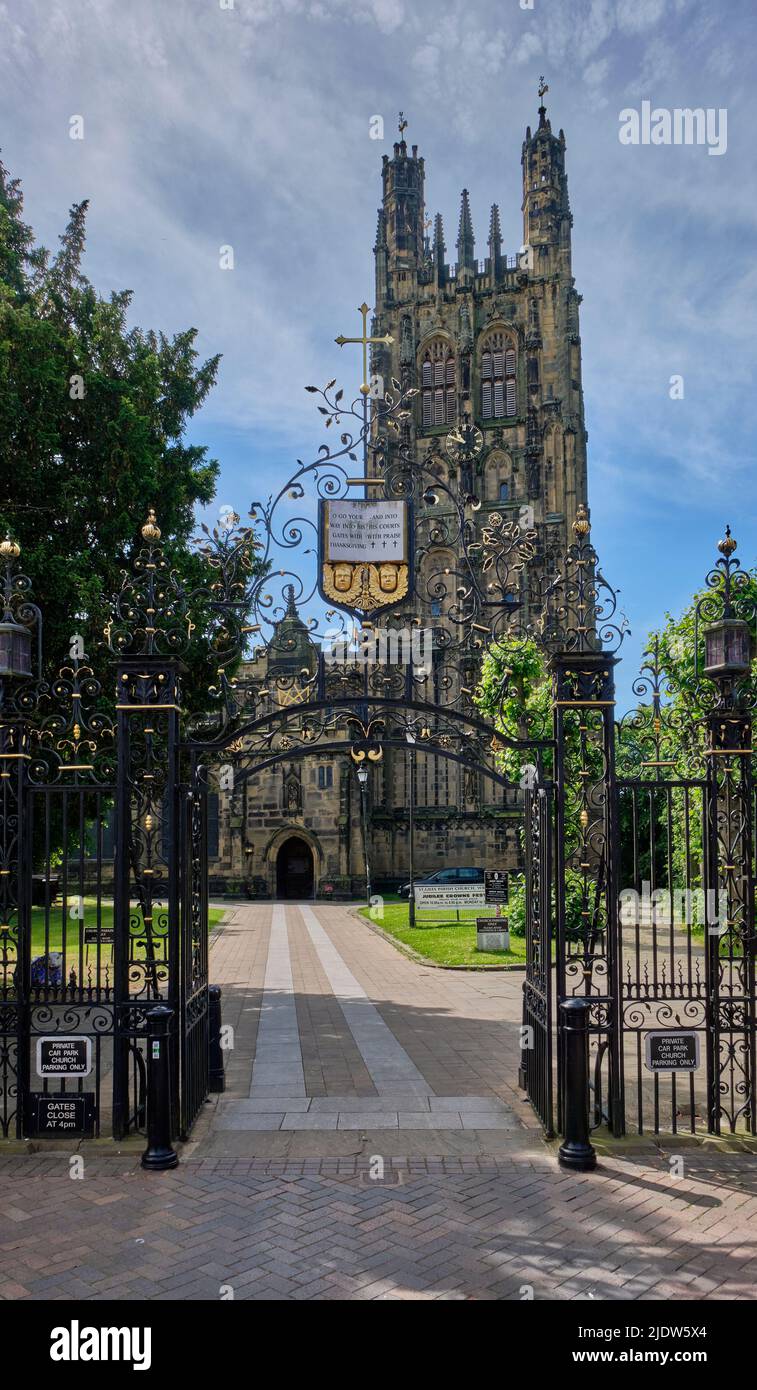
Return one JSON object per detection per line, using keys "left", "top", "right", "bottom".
{"left": 2, "top": 903, "right": 757, "bottom": 1301}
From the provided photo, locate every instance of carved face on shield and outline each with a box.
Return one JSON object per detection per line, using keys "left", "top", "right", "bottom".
{"left": 378, "top": 563, "right": 398, "bottom": 593}
{"left": 333, "top": 562, "right": 353, "bottom": 593}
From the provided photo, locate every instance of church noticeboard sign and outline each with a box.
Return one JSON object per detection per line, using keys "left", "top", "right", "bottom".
{"left": 485, "top": 871, "right": 509, "bottom": 905}
{"left": 319, "top": 499, "right": 411, "bottom": 615}
{"left": 30, "top": 1092, "right": 95, "bottom": 1136}
{"left": 36, "top": 1035, "right": 92, "bottom": 1079}
{"left": 414, "top": 883, "right": 486, "bottom": 911}
{"left": 644, "top": 1031, "right": 700, "bottom": 1072}
{"left": 84, "top": 926, "right": 114, "bottom": 945}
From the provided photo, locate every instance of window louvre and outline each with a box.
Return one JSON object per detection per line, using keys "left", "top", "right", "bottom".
{"left": 480, "top": 335, "right": 517, "bottom": 419}
{"left": 421, "top": 341, "right": 455, "bottom": 431}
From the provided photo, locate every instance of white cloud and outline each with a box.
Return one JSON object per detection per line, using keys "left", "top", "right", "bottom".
{"left": 1, "top": 0, "right": 754, "bottom": 496}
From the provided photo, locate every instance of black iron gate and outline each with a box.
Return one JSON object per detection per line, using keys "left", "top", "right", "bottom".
{"left": 179, "top": 764, "right": 209, "bottom": 1138}
{"left": 521, "top": 779, "right": 554, "bottom": 1135}
{"left": 1, "top": 370, "right": 755, "bottom": 1154}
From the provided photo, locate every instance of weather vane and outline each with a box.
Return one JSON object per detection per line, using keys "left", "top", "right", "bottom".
{"left": 538, "top": 76, "right": 549, "bottom": 103}
{"left": 398, "top": 110, "right": 408, "bottom": 138}
{"left": 335, "top": 303, "right": 394, "bottom": 397}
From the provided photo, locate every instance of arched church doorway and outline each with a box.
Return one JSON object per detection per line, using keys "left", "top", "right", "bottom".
{"left": 276, "top": 836, "right": 314, "bottom": 900}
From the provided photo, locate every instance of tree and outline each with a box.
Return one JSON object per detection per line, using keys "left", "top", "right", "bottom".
{"left": 477, "top": 566, "right": 757, "bottom": 937}
{"left": 0, "top": 154, "right": 236, "bottom": 712}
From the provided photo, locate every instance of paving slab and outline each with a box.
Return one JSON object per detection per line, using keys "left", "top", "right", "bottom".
{"left": 337, "top": 1113, "right": 400, "bottom": 1130}
{"left": 280, "top": 1113, "right": 339, "bottom": 1131}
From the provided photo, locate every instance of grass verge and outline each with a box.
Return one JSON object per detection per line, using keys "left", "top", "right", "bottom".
{"left": 358, "top": 902, "right": 525, "bottom": 967}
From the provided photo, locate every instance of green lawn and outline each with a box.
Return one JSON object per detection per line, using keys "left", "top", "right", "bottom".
{"left": 359, "top": 902, "right": 526, "bottom": 967}
{"left": 29, "top": 902, "right": 225, "bottom": 957}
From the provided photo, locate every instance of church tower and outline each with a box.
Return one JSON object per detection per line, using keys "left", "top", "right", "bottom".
{"left": 367, "top": 93, "right": 590, "bottom": 886}
{"left": 371, "top": 93, "right": 588, "bottom": 579}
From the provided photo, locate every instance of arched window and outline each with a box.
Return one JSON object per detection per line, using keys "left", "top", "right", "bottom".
{"left": 421, "top": 339, "right": 456, "bottom": 429}
{"left": 484, "top": 450, "right": 512, "bottom": 503}
{"left": 480, "top": 331, "right": 516, "bottom": 419}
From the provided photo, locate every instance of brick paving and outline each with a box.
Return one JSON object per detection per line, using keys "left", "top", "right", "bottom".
{"left": 1, "top": 903, "right": 756, "bottom": 1301}
{"left": 2, "top": 1151, "right": 757, "bottom": 1300}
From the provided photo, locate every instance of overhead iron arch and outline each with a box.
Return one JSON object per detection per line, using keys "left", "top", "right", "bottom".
{"left": 187, "top": 737, "right": 548, "bottom": 795}
{"left": 182, "top": 694, "right": 553, "bottom": 759}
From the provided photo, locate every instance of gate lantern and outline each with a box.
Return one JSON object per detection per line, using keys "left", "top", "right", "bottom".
{"left": 0, "top": 538, "right": 33, "bottom": 680}
{"left": 700, "top": 528, "right": 753, "bottom": 682}
{"left": 703, "top": 618, "right": 752, "bottom": 681}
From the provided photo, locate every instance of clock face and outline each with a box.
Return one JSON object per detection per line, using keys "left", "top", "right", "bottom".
{"left": 446, "top": 422, "right": 483, "bottom": 461}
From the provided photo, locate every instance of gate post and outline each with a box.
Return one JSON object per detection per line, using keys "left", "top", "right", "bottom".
{"left": 0, "top": 537, "right": 41, "bottom": 1139}
{"left": 544, "top": 507, "right": 625, "bottom": 1139}
{"left": 110, "top": 511, "right": 184, "bottom": 1141}
{"left": 698, "top": 530, "right": 756, "bottom": 1135}
{"left": 0, "top": 713, "right": 32, "bottom": 1139}
{"left": 552, "top": 647, "right": 622, "bottom": 1136}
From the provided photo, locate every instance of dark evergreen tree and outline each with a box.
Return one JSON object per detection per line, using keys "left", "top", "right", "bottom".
{"left": 0, "top": 154, "right": 253, "bottom": 713}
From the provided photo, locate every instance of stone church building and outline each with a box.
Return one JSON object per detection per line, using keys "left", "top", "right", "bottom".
{"left": 210, "top": 96, "right": 589, "bottom": 899}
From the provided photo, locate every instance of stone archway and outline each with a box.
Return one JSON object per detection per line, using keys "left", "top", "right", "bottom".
{"left": 276, "top": 836, "right": 315, "bottom": 900}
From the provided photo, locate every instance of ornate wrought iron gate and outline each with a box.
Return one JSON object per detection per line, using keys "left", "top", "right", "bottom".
{"left": 521, "top": 778, "right": 554, "bottom": 1135}
{"left": 179, "top": 763, "right": 209, "bottom": 1138}
{"left": 1, "top": 374, "right": 755, "bottom": 1152}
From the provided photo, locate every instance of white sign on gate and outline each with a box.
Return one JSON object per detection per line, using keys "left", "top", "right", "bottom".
{"left": 36, "top": 1035, "right": 92, "bottom": 1079}
{"left": 326, "top": 500, "right": 406, "bottom": 562}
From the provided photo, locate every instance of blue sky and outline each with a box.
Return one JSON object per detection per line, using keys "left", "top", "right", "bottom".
{"left": 1, "top": 0, "right": 755, "bottom": 706}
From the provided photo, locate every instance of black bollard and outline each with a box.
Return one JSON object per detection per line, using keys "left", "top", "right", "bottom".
{"left": 208, "top": 984, "right": 225, "bottom": 1093}
{"left": 141, "top": 1004, "right": 178, "bottom": 1171}
{"left": 558, "top": 997, "right": 596, "bottom": 1172}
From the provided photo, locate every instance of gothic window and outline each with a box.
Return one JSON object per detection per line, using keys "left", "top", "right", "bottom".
{"left": 480, "top": 332, "right": 516, "bottom": 419}
{"left": 421, "top": 339, "right": 456, "bottom": 429}
{"left": 317, "top": 766, "right": 333, "bottom": 790}
{"left": 484, "top": 450, "right": 513, "bottom": 503}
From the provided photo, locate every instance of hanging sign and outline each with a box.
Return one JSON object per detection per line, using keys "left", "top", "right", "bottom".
{"left": 319, "top": 499, "right": 411, "bottom": 615}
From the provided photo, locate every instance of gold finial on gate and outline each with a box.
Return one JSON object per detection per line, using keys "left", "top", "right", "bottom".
{"left": 141, "top": 508, "right": 162, "bottom": 542}
{"left": 0, "top": 534, "right": 20, "bottom": 561}
{"left": 573, "top": 504, "right": 590, "bottom": 538}
{"left": 718, "top": 525, "right": 737, "bottom": 558}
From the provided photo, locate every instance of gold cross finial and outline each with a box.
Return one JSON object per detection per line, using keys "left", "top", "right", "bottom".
{"left": 398, "top": 111, "right": 408, "bottom": 138}
{"left": 335, "top": 303, "right": 394, "bottom": 396}
{"left": 538, "top": 76, "right": 549, "bottom": 104}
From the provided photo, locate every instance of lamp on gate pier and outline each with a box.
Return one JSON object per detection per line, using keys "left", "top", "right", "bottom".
{"left": 702, "top": 618, "right": 752, "bottom": 681}
{"left": 699, "top": 528, "right": 754, "bottom": 685}
{"left": 0, "top": 537, "right": 33, "bottom": 681}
